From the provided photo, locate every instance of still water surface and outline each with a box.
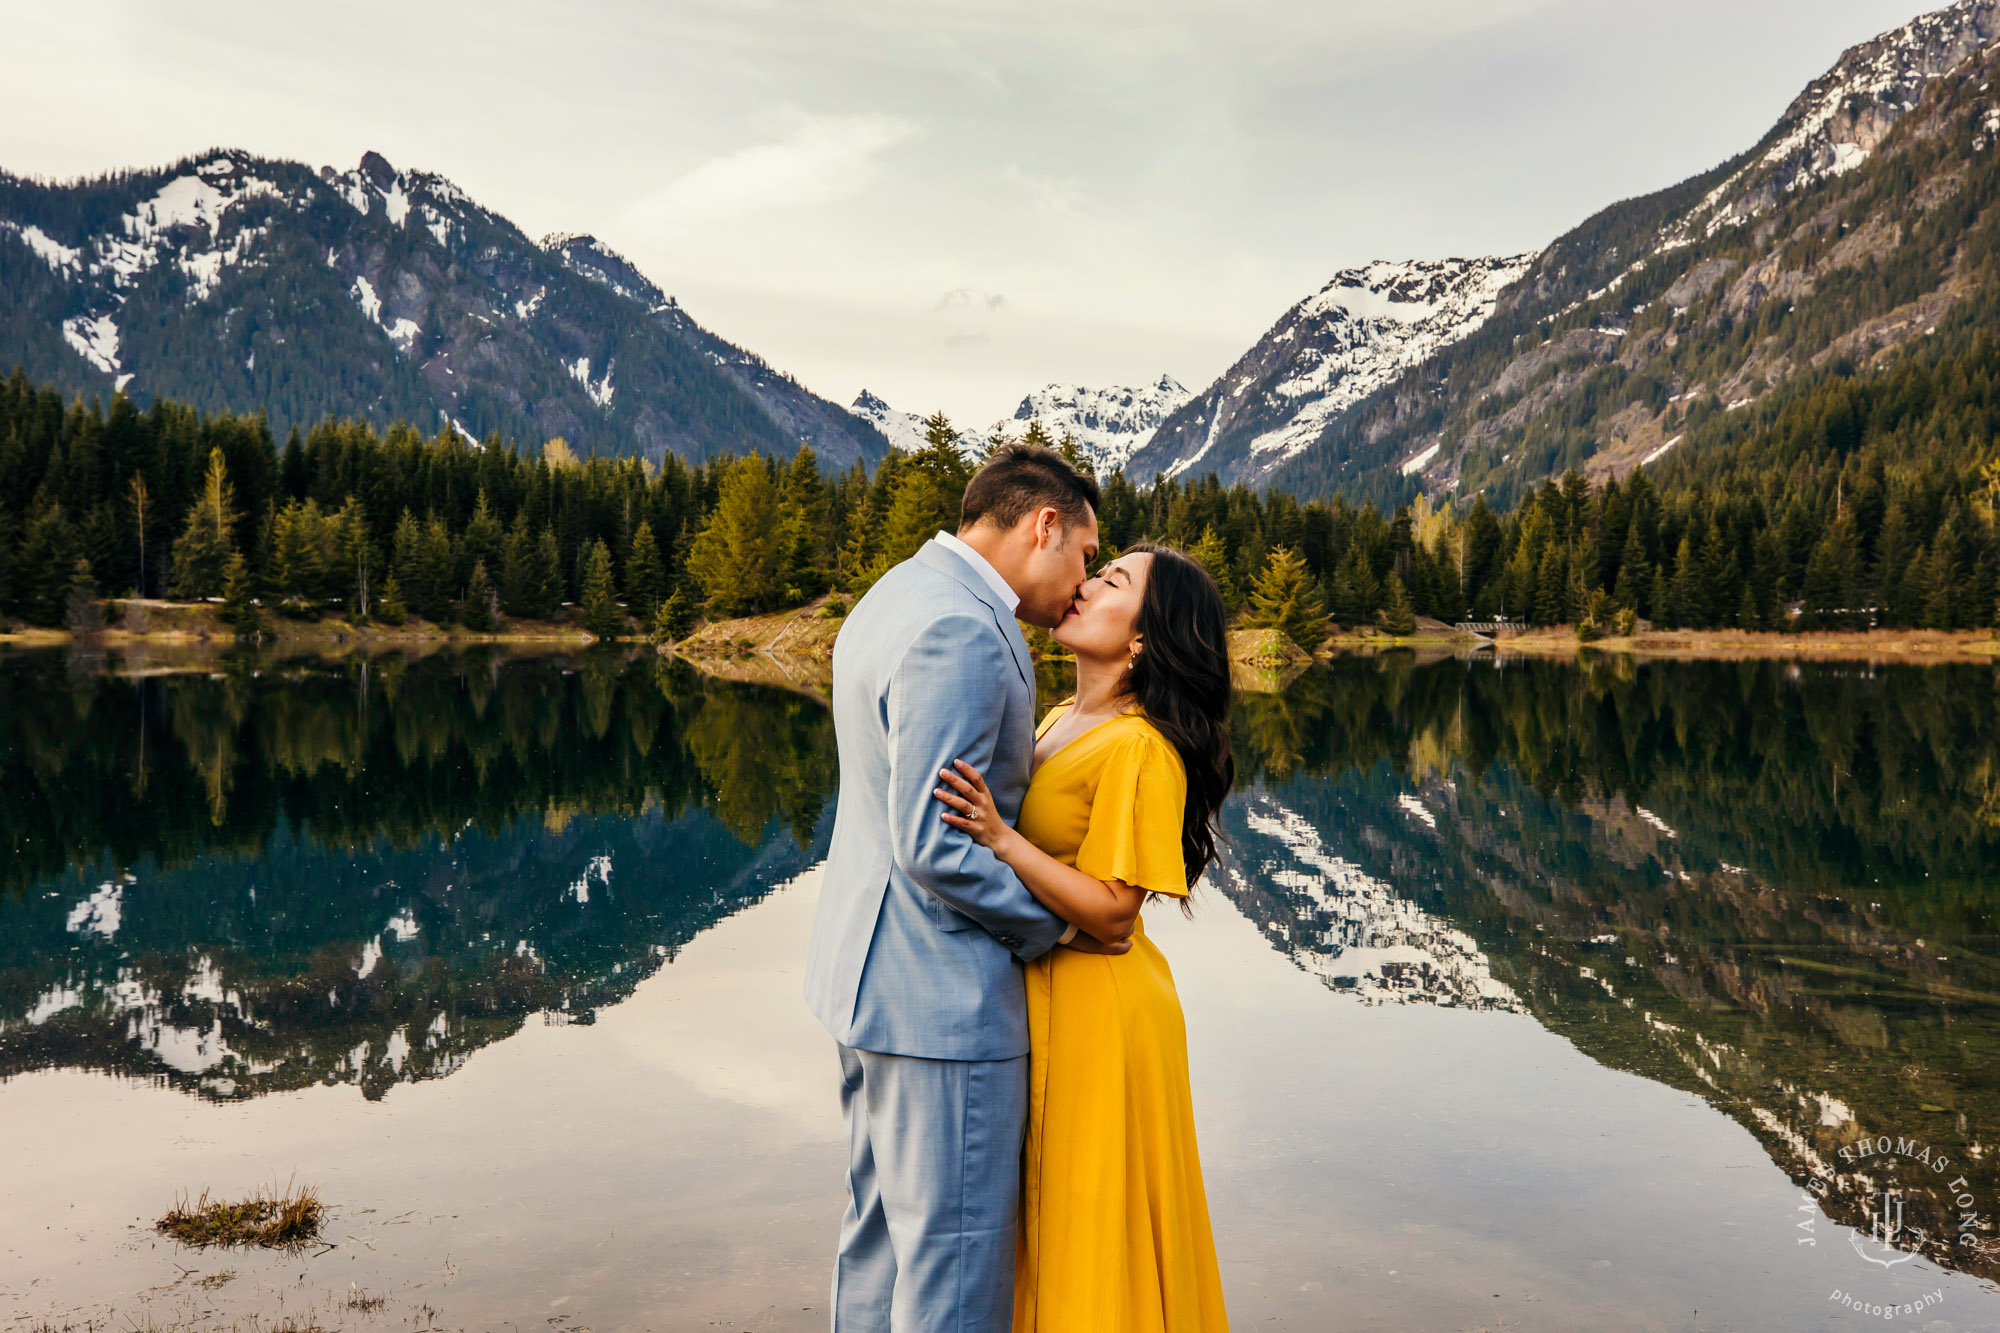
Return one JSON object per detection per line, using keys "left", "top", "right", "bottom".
{"left": 2, "top": 648, "right": 1997, "bottom": 1331}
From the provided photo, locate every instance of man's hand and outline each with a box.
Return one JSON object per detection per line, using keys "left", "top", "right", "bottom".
{"left": 1061, "top": 929, "right": 1133, "bottom": 957}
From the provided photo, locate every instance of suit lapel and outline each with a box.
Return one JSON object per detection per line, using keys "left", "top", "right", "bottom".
{"left": 913, "top": 540, "right": 1033, "bottom": 693}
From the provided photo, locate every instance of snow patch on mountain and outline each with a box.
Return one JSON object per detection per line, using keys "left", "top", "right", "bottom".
{"left": 62, "top": 314, "right": 126, "bottom": 388}
{"left": 994, "top": 375, "right": 1189, "bottom": 471}
{"left": 569, "top": 356, "right": 616, "bottom": 408}
{"left": 1134, "top": 256, "right": 1535, "bottom": 484}
{"left": 3, "top": 222, "right": 85, "bottom": 274}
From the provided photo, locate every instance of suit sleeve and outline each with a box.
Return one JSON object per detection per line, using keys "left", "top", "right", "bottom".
{"left": 884, "top": 612, "right": 1068, "bottom": 962}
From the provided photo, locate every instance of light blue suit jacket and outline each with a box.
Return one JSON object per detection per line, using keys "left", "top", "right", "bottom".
{"left": 805, "top": 539, "right": 1067, "bottom": 1061}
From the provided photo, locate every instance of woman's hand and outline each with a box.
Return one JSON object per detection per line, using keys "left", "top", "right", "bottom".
{"left": 935, "top": 760, "right": 1017, "bottom": 857}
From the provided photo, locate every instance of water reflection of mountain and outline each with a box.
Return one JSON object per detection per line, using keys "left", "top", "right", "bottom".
{"left": 0, "top": 649, "right": 835, "bottom": 1100}
{"left": 1217, "top": 655, "right": 2000, "bottom": 1280}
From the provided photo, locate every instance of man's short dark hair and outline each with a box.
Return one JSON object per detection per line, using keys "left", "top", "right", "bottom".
{"left": 959, "top": 443, "right": 1101, "bottom": 535}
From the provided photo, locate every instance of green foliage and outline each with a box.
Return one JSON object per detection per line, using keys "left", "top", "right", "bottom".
{"left": 219, "top": 552, "right": 260, "bottom": 634}
{"left": 688, "top": 456, "right": 784, "bottom": 615}
{"left": 1248, "top": 547, "right": 1327, "bottom": 651}
{"left": 1378, "top": 573, "right": 1416, "bottom": 636}
{"left": 462, "top": 559, "right": 497, "bottom": 632}
{"left": 652, "top": 589, "right": 698, "bottom": 643}
{"left": 375, "top": 573, "right": 407, "bottom": 626}
{"left": 169, "top": 448, "right": 237, "bottom": 599}
{"left": 625, "top": 519, "right": 666, "bottom": 621}
{"left": 580, "top": 539, "right": 623, "bottom": 639}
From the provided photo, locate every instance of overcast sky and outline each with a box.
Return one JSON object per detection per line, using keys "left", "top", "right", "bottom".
{"left": 6, "top": 0, "right": 1938, "bottom": 427}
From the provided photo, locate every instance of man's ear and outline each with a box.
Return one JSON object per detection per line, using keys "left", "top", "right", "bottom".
{"left": 1034, "top": 506, "right": 1062, "bottom": 549}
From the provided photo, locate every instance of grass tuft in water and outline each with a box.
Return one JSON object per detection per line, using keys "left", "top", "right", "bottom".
{"left": 155, "top": 1182, "right": 326, "bottom": 1251}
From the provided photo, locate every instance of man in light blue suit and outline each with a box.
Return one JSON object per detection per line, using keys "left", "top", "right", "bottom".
{"left": 806, "top": 443, "right": 1115, "bottom": 1332}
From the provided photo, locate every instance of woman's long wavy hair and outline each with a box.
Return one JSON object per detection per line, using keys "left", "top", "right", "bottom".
{"left": 1122, "top": 542, "right": 1235, "bottom": 895}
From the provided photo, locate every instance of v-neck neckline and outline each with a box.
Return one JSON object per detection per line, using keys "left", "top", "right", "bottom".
{"left": 1032, "top": 703, "right": 1138, "bottom": 777}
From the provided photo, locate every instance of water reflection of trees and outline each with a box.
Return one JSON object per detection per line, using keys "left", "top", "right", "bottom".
{"left": 1220, "top": 656, "right": 2000, "bottom": 1279}
{"left": 0, "top": 648, "right": 838, "bottom": 1101}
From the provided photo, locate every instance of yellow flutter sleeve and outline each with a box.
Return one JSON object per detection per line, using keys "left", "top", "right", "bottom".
{"left": 1073, "top": 729, "right": 1190, "bottom": 897}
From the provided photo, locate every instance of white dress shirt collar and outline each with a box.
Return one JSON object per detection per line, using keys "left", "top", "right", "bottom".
{"left": 935, "top": 530, "right": 1020, "bottom": 614}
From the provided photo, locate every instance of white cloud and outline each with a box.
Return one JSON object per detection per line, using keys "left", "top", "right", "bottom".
{"left": 623, "top": 113, "right": 914, "bottom": 228}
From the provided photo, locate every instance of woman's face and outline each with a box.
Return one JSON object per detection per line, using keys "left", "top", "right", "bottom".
{"left": 1051, "top": 552, "right": 1153, "bottom": 663}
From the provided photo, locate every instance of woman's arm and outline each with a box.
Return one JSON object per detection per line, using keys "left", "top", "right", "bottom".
{"left": 934, "top": 760, "right": 1144, "bottom": 943}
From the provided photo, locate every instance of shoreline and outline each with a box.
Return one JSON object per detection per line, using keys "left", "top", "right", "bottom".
{"left": 8, "top": 601, "right": 1998, "bottom": 672}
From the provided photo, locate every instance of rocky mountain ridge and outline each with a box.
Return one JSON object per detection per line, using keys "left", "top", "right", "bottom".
{"left": 0, "top": 149, "right": 887, "bottom": 468}
{"left": 1126, "top": 257, "right": 1536, "bottom": 487}
{"left": 1263, "top": 0, "right": 2000, "bottom": 508}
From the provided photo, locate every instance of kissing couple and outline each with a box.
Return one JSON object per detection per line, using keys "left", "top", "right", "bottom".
{"left": 806, "top": 442, "right": 1235, "bottom": 1332}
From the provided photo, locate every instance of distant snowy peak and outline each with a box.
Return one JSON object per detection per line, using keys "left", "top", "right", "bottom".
{"left": 1126, "top": 254, "right": 1536, "bottom": 485}
{"left": 1663, "top": 0, "right": 2000, "bottom": 246}
{"left": 319, "top": 149, "right": 483, "bottom": 250}
{"left": 849, "top": 390, "right": 944, "bottom": 456}
{"left": 541, "top": 232, "right": 667, "bottom": 307}
{"left": 998, "top": 374, "right": 1189, "bottom": 471}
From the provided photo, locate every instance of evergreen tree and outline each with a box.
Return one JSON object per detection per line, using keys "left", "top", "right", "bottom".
{"left": 688, "top": 455, "right": 784, "bottom": 614}
{"left": 1649, "top": 563, "right": 1674, "bottom": 629}
{"left": 1330, "top": 544, "right": 1379, "bottom": 627}
{"left": 462, "top": 490, "right": 503, "bottom": 584}
{"left": 1248, "top": 546, "right": 1327, "bottom": 651}
{"left": 1614, "top": 517, "right": 1649, "bottom": 611}
{"left": 14, "top": 501, "right": 80, "bottom": 626}
{"left": 625, "top": 519, "right": 667, "bottom": 620}
{"left": 499, "top": 514, "right": 538, "bottom": 618}
{"left": 1188, "top": 525, "right": 1239, "bottom": 610}
{"left": 864, "top": 466, "right": 948, "bottom": 592}
{"left": 219, "top": 551, "right": 260, "bottom": 634}
{"left": 63, "top": 556, "right": 104, "bottom": 635}
{"left": 1378, "top": 573, "right": 1416, "bottom": 636}
{"left": 376, "top": 573, "right": 408, "bottom": 625}
{"left": 391, "top": 510, "right": 423, "bottom": 612}
{"left": 1669, "top": 537, "right": 1701, "bottom": 631}
{"left": 462, "top": 559, "right": 497, "bottom": 632}
{"left": 653, "top": 589, "right": 698, "bottom": 642}
{"left": 168, "top": 448, "right": 237, "bottom": 599}
{"left": 579, "top": 538, "right": 623, "bottom": 638}
{"left": 415, "top": 515, "right": 456, "bottom": 622}
{"left": 533, "top": 527, "right": 565, "bottom": 617}
{"left": 1533, "top": 543, "right": 1566, "bottom": 626}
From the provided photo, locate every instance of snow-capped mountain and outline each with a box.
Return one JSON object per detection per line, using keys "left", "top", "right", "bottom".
{"left": 1268, "top": 0, "right": 2000, "bottom": 508}
{"left": 1664, "top": 0, "right": 2000, "bottom": 247}
{"left": 1124, "top": 257, "right": 1535, "bottom": 486}
{"left": 854, "top": 375, "right": 1190, "bottom": 472}
{"left": 849, "top": 389, "right": 945, "bottom": 456}
{"left": 996, "top": 374, "right": 1190, "bottom": 472}
{"left": 0, "top": 149, "right": 887, "bottom": 467}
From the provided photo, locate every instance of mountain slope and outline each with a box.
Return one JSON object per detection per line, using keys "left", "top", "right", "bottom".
{"left": 1126, "top": 258, "right": 1535, "bottom": 486}
{"left": 1267, "top": 0, "right": 2000, "bottom": 509}
{"left": 0, "top": 150, "right": 886, "bottom": 468}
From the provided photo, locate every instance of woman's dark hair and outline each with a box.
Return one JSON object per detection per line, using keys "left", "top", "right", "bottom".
{"left": 1123, "top": 542, "right": 1235, "bottom": 895}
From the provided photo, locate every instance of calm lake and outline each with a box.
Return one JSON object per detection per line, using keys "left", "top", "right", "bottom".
{"left": 3, "top": 647, "right": 1997, "bottom": 1331}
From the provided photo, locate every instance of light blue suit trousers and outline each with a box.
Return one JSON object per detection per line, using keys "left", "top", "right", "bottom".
{"left": 806, "top": 540, "right": 1066, "bottom": 1332}
{"left": 834, "top": 1045, "right": 1027, "bottom": 1332}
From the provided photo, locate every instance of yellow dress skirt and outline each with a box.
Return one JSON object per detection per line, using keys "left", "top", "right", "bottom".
{"left": 1011, "top": 706, "right": 1230, "bottom": 1333}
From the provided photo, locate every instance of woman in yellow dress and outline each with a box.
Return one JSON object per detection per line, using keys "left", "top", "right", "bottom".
{"left": 933, "top": 542, "right": 1235, "bottom": 1333}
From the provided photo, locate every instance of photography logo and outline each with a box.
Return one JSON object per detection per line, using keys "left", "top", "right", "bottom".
{"left": 1794, "top": 1129, "right": 1987, "bottom": 1320}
